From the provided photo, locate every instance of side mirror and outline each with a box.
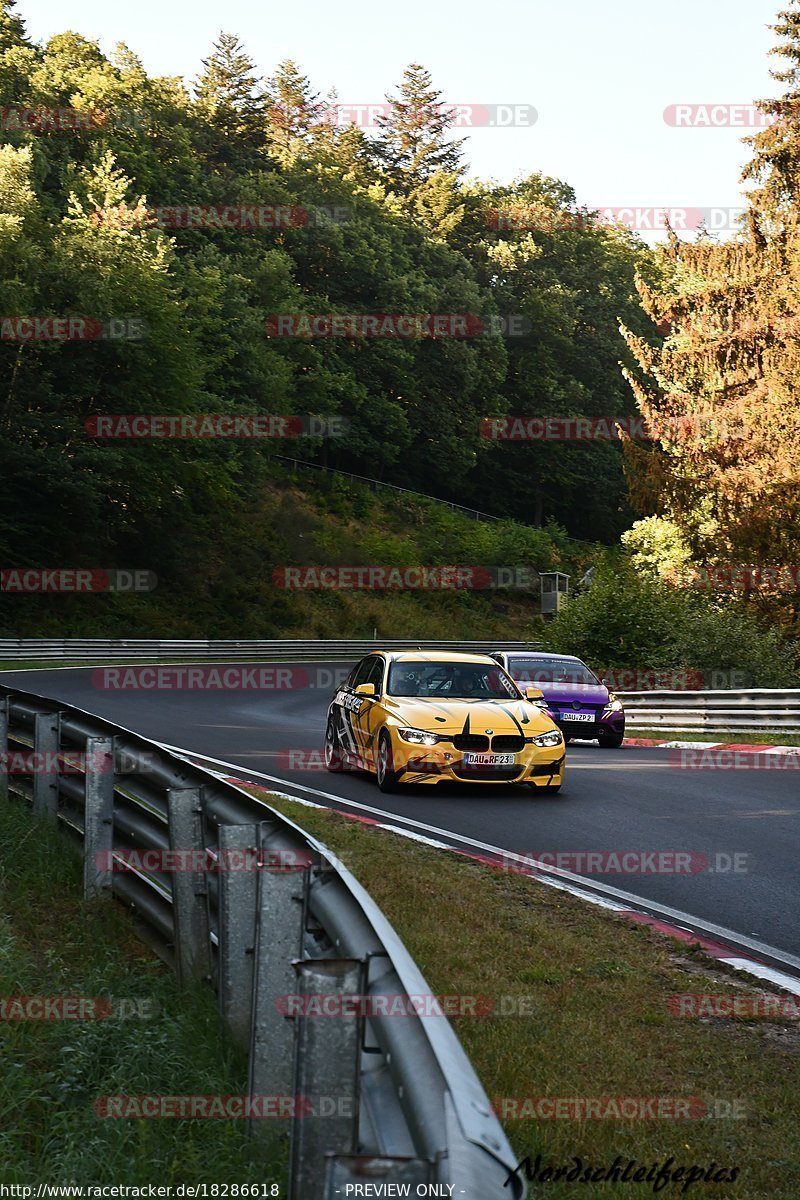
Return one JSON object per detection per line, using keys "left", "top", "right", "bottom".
{"left": 355, "top": 683, "right": 376, "bottom": 697}
{"left": 525, "top": 686, "right": 544, "bottom": 702}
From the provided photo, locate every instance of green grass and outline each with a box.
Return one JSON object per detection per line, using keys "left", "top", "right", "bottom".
{"left": 0, "top": 470, "right": 589, "bottom": 639}
{"left": 630, "top": 729, "right": 800, "bottom": 747}
{"left": 254, "top": 790, "right": 800, "bottom": 1199}
{"left": 0, "top": 797, "right": 283, "bottom": 1186}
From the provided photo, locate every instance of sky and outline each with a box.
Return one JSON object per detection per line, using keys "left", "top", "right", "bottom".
{"left": 19, "top": 0, "right": 784, "bottom": 240}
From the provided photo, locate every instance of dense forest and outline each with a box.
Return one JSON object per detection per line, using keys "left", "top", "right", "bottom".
{"left": 0, "top": 0, "right": 799, "bottom": 664}
{"left": 0, "top": 0, "right": 652, "bottom": 561}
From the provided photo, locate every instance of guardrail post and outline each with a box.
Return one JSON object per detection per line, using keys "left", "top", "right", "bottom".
{"left": 247, "top": 831, "right": 309, "bottom": 1146}
{"left": 33, "top": 711, "right": 61, "bottom": 820}
{"left": 287, "top": 957, "right": 365, "bottom": 1200}
{"left": 217, "top": 823, "right": 259, "bottom": 1046}
{"left": 83, "top": 736, "right": 115, "bottom": 898}
{"left": 167, "top": 787, "right": 211, "bottom": 984}
{"left": 0, "top": 695, "right": 9, "bottom": 803}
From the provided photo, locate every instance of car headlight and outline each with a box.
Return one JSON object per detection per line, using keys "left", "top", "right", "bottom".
{"left": 532, "top": 730, "right": 563, "bottom": 748}
{"left": 605, "top": 693, "right": 624, "bottom": 712}
{"left": 397, "top": 727, "right": 440, "bottom": 746}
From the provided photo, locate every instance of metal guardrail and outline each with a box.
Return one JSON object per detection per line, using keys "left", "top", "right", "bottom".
{"left": 0, "top": 683, "right": 523, "bottom": 1199}
{"left": 621, "top": 689, "right": 800, "bottom": 734}
{"left": 0, "top": 639, "right": 540, "bottom": 663}
{"left": 275, "top": 456, "right": 587, "bottom": 544}
{"left": 275, "top": 456, "right": 505, "bottom": 523}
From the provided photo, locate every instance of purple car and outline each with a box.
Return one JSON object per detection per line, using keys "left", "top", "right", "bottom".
{"left": 490, "top": 651, "right": 625, "bottom": 748}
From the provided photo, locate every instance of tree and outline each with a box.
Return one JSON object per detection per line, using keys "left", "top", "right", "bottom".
{"left": 620, "top": 4, "right": 800, "bottom": 579}
{"left": 195, "top": 32, "right": 266, "bottom": 170}
{"left": 742, "top": 0, "right": 800, "bottom": 226}
{"left": 463, "top": 173, "right": 652, "bottom": 538}
{"left": 376, "top": 64, "right": 465, "bottom": 194}
{"left": 0, "top": 0, "right": 28, "bottom": 53}
{"left": 263, "top": 60, "right": 326, "bottom": 164}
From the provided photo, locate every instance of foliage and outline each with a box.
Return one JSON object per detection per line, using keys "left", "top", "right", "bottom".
{"left": 544, "top": 554, "right": 800, "bottom": 685}
{"left": 621, "top": 516, "right": 693, "bottom": 580}
{"left": 0, "top": 4, "right": 653, "bottom": 630}
{"left": 621, "top": 2, "right": 800, "bottom": 592}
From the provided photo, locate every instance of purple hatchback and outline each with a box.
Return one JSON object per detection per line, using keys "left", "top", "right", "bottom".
{"left": 490, "top": 651, "right": 625, "bottom": 748}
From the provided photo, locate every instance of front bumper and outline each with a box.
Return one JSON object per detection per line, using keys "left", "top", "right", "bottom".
{"left": 554, "top": 711, "right": 625, "bottom": 739}
{"left": 392, "top": 742, "right": 566, "bottom": 786}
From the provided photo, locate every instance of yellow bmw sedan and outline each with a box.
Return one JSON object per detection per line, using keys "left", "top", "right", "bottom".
{"left": 324, "top": 650, "right": 565, "bottom": 794}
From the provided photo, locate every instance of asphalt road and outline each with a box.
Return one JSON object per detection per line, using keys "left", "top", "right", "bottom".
{"left": 2, "top": 662, "right": 798, "bottom": 958}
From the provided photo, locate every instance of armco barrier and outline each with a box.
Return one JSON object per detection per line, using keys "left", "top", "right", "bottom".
{"left": 0, "top": 638, "right": 540, "bottom": 662}
{"left": 0, "top": 683, "right": 524, "bottom": 1200}
{"left": 620, "top": 689, "right": 800, "bottom": 735}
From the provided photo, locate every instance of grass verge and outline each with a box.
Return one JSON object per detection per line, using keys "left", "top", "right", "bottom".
{"left": 257, "top": 790, "right": 799, "bottom": 1199}
{"left": 630, "top": 729, "right": 800, "bottom": 747}
{"left": 0, "top": 796, "right": 282, "bottom": 1186}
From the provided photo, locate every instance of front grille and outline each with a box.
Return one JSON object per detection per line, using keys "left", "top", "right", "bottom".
{"left": 453, "top": 765, "right": 523, "bottom": 781}
{"left": 452, "top": 734, "right": 490, "bottom": 752}
{"left": 491, "top": 734, "right": 525, "bottom": 753}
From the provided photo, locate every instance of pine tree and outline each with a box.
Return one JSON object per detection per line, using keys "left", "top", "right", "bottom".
{"left": 194, "top": 32, "right": 266, "bottom": 167}
{"left": 0, "top": 0, "right": 28, "bottom": 53}
{"left": 621, "top": 0, "right": 800, "bottom": 573}
{"left": 376, "top": 64, "right": 465, "bottom": 195}
{"left": 263, "top": 59, "right": 325, "bottom": 163}
{"left": 742, "top": 1, "right": 800, "bottom": 228}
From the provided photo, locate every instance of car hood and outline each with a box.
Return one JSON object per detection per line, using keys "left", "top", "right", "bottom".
{"left": 383, "top": 696, "right": 555, "bottom": 735}
{"left": 515, "top": 680, "right": 610, "bottom": 707}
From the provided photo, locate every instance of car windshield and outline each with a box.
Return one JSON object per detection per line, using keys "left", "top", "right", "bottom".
{"left": 387, "top": 661, "right": 521, "bottom": 699}
{"left": 506, "top": 657, "right": 600, "bottom": 686}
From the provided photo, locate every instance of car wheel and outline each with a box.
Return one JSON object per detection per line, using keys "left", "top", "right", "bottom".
{"left": 376, "top": 730, "right": 400, "bottom": 792}
{"left": 598, "top": 731, "right": 624, "bottom": 749}
{"left": 324, "top": 718, "right": 345, "bottom": 772}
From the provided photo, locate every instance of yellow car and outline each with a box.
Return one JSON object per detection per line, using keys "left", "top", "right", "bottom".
{"left": 324, "top": 650, "right": 566, "bottom": 794}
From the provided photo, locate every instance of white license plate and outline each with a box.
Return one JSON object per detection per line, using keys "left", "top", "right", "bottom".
{"left": 561, "top": 712, "right": 594, "bottom": 723}
{"left": 462, "top": 752, "right": 515, "bottom": 766}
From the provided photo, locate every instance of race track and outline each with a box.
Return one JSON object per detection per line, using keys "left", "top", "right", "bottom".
{"left": 2, "top": 662, "right": 798, "bottom": 960}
